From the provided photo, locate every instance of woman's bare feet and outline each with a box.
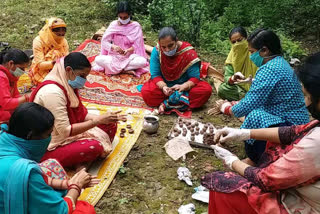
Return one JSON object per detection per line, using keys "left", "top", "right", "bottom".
{"left": 122, "top": 70, "right": 136, "bottom": 75}
{"left": 158, "top": 103, "right": 165, "bottom": 114}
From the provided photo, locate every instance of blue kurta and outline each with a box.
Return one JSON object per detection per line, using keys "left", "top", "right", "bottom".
{"left": 150, "top": 47, "right": 200, "bottom": 87}
{"left": 231, "top": 56, "right": 309, "bottom": 143}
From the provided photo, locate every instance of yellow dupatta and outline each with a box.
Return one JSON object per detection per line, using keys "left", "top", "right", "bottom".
{"left": 225, "top": 40, "right": 258, "bottom": 91}
{"left": 39, "top": 17, "right": 68, "bottom": 55}
{"left": 30, "top": 17, "right": 69, "bottom": 85}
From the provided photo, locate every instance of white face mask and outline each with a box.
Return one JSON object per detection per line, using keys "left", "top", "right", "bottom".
{"left": 118, "top": 17, "right": 130, "bottom": 25}
{"left": 10, "top": 67, "right": 25, "bottom": 77}
{"left": 163, "top": 45, "right": 178, "bottom": 57}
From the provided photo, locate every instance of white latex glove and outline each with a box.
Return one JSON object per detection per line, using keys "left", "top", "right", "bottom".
{"left": 231, "top": 72, "right": 245, "bottom": 81}
{"left": 214, "top": 127, "right": 250, "bottom": 143}
{"left": 211, "top": 145, "right": 239, "bottom": 170}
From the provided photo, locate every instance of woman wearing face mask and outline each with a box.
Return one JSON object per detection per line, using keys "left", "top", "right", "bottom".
{"left": 0, "top": 103, "right": 98, "bottom": 214}
{"left": 141, "top": 27, "right": 212, "bottom": 114}
{"left": 217, "top": 27, "right": 258, "bottom": 101}
{"left": 93, "top": 1, "right": 148, "bottom": 77}
{"left": 0, "top": 48, "right": 31, "bottom": 123}
{"left": 217, "top": 29, "right": 309, "bottom": 165}
{"left": 201, "top": 52, "right": 320, "bottom": 214}
{"left": 29, "top": 17, "right": 69, "bottom": 85}
{"left": 30, "top": 52, "right": 126, "bottom": 168}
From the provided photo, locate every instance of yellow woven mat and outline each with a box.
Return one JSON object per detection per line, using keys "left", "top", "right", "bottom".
{"left": 79, "top": 102, "right": 150, "bottom": 205}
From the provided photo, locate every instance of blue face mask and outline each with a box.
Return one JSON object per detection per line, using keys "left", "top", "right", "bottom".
{"left": 249, "top": 50, "right": 264, "bottom": 67}
{"left": 0, "top": 124, "right": 52, "bottom": 162}
{"left": 68, "top": 69, "right": 86, "bottom": 89}
{"left": 163, "top": 45, "right": 178, "bottom": 57}
{"left": 27, "top": 135, "right": 52, "bottom": 162}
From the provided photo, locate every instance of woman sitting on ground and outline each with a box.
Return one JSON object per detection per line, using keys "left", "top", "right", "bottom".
{"left": 31, "top": 52, "right": 126, "bottom": 168}
{"left": 217, "top": 26, "right": 257, "bottom": 101}
{"left": 0, "top": 102, "right": 97, "bottom": 213}
{"left": 215, "top": 29, "right": 309, "bottom": 164}
{"left": 202, "top": 52, "right": 320, "bottom": 214}
{"left": 93, "top": 1, "right": 148, "bottom": 77}
{"left": 29, "top": 17, "right": 69, "bottom": 85}
{"left": 0, "top": 48, "right": 31, "bottom": 123}
{"left": 141, "top": 27, "right": 212, "bottom": 114}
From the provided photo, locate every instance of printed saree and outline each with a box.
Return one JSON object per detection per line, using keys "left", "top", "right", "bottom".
{"left": 202, "top": 120, "right": 320, "bottom": 214}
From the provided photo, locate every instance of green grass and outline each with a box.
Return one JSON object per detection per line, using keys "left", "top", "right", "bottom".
{"left": 1, "top": 0, "right": 113, "bottom": 50}
{"left": 1, "top": 1, "right": 244, "bottom": 213}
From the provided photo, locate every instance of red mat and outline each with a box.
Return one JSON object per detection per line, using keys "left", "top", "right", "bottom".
{"left": 75, "top": 39, "right": 152, "bottom": 109}
{"left": 75, "top": 39, "right": 191, "bottom": 117}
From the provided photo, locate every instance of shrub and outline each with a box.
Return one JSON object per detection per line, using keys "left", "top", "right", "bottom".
{"left": 148, "top": 0, "right": 205, "bottom": 46}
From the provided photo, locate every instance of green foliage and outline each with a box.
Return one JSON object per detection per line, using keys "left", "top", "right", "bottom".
{"left": 99, "top": 0, "right": 311, "bottom": 59}
{"left": 118, "top": 198, "right": 129, "bottom": 204}
{"left": 118, "top": 165, "right": 127, "bottom": 174}
{"left": 278, "top": 32, "right": 307, "bottom": 60}
{"left": 146, "top": 0, "right": 312, "bottom": 59}
{"left": 101, "top": 0, "right": 153, "bottom": 16}
{"left": 148, "top": 0, "right": 205, "bottom": 46}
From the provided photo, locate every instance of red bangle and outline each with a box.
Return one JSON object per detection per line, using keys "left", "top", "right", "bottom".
{"left": 68, "top": 184, "right": 81, "bottom": 195}
{"left": 224, "top": 106, "right": 232, "bottom": 116}
{"left": 228, "top": 77, "right": 235, "bottom": 85}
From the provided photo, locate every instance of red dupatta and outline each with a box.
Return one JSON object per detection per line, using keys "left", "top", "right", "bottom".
{"left": 30, "top": 80, "right": 88, "bottom": 124}
{"left": 0, "top": 65, "right": 19, "bottom": 94}
{"left": 157, "top": 41, "right": 200, "bottom": 81}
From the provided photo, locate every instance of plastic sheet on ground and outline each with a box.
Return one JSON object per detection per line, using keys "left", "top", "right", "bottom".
{"left": 178, "top": 203, "right": 195, "bottom": 214}
{"left": 192, "top": 185, "right": 209, "bottom": 203}
{"left": 177, "top": 167, "right": 193, "bottom": 186}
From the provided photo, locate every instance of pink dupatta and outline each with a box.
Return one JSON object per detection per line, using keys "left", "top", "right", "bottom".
{"left": 101, "top": 20, "right": 146, "bottom": 58}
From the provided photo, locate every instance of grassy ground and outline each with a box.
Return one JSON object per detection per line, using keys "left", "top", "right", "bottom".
{"left": 1, "top": 0, "right": 113, "bottom": 50}
{"left": 2, "top": 1, "right": 243, "bottom": 213}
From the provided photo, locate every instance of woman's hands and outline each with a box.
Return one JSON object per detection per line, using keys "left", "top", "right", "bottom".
{"left": 68, "top": 168, "right": 99, "bottom": 189}
{"left": 123, "top": 47, "right": 134, "bottom": 55}
{"left": 93, "top": 110, "right": 127, "bottom": 125}
{"left": 112, "top": 45, "right": 124, "bottom": 54}
{"left": 171, "top": 83, "right": 189, "bottom": 92}
{"left": 84, "top": 175, "right": 100, "bottom": 188}
{"left": 211, "top": 145, "right": 239, "bottom": 170}
{"left": 230, "top": 72, "right": 253, "bottom": 85}
{"left": 112, "top": 45, "right": 134, "bottom": 56}
{"left": 162, "top": 86, "right": 173, "bottom": 96}
{"left": 214, "top": 127, "right": 251, "bottom": 143}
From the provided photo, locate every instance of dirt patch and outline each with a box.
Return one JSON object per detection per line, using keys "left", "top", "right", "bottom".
{"left": 96, "top": 90, "right": 244, "bottom": 214}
